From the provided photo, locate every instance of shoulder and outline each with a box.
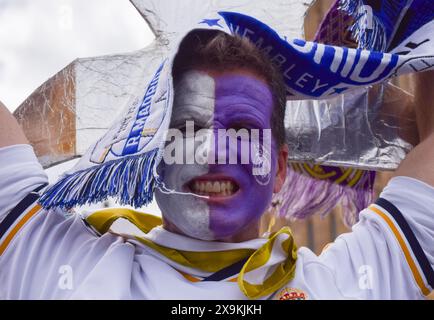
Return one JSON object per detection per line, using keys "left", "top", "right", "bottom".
{"left": 0, "top": 144, "right": 48, "bottom": 218}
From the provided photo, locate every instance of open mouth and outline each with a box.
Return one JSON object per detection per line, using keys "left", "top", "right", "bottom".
{"left": 186, "top": 176, "right": 240, "bottom": 198}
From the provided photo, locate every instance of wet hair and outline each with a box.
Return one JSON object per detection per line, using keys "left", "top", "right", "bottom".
{"left": 172, "top": 30, "right": 287, "bottom": 146}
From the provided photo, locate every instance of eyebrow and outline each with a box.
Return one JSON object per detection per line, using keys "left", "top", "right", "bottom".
{"left": 170, "top": 104, "right": 214, "bottom": 126}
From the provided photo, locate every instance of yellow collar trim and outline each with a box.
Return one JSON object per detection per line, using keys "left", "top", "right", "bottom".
{"left": 86, "top": 208, "right": 297, "bottom": 299}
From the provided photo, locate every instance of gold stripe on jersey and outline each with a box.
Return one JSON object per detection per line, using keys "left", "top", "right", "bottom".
{"left": 369, "top": 205, "right": 431, "bottom": 296}
{"left": 0, "top": 204, "right": 42, "bottom": 256}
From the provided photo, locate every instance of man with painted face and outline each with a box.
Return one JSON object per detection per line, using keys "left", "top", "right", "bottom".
{"left": 155, "top": 30, "right": 288, "bottom": 243}
{"left": 0, "top": 30, "right": 434, "bottom": 300}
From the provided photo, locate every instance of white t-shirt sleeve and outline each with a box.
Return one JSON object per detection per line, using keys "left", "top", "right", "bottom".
{"left": 0, "top": 144, "right": 48, "bottom": 221}
{"left": 0, "top": 144, "right": 135, "bottom": 299}
{"left": 317, "top": 176, "right": 434, "bottom": 299}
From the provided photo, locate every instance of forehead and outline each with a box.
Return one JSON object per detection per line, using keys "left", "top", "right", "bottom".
{"left": 203, "top": 67, "right": 267, "bottom": 81}
{"left": 193, "top": 68, "right": 272, "bottom": 100}
{"left": 172, "top": 69, "right": 274, "bottom": 124}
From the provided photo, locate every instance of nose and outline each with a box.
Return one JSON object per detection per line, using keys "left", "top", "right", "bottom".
{"left": 192, "top": 129, "right": 215, "bottom": 165}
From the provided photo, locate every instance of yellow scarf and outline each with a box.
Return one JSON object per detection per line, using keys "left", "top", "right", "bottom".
{"left": 86, "top": 208, "right": 297, "bottom": 299}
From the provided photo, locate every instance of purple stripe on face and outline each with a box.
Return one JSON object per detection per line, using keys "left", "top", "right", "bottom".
{"left": 208, "top": 73, "right": 279, "bottom": 239}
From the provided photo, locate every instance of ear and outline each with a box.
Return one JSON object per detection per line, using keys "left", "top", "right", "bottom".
{"left": 273, "top": 144, "right": 288, "bottom": 193}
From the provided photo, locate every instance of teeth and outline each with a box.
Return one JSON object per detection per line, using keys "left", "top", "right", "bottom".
{"left": 205, "top": 182, "right": 213, "bottom": 193}
{"left": 213, "top": 181, "right": 220, "bottom": 193}
{"left": 221, "top": 182, "right": 227, "bottom": 193}
{"left": 191, "top": 180, "right": 236, "bottom": 196}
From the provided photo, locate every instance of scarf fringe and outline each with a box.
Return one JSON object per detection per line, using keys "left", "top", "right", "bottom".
{"left": 275, "top": 168, "right": 373, "bottom": 227}
{"left": 39, "top": 149, "right": 159, "bottom": 209}
{"left": 339, "top": 0, "right": 387, "bottom": 50}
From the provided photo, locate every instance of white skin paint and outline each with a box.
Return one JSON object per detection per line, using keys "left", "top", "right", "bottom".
{"left": 155, "top": 71, "right": 216, "bottom": 240}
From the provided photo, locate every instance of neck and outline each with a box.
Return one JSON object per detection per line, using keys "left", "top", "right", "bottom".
{"left": 162, "top": 216, "right": 261, "bottom": 243}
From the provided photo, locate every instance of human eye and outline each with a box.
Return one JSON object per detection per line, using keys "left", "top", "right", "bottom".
{"left": 174, "top": 121, "right": 205, "bottom": 134}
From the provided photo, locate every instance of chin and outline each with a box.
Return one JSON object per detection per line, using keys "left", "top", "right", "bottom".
{"left": 209, "top": 214, "right": 260, "bottom": 241}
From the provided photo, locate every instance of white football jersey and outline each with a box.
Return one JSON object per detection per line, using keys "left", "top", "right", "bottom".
{"left": 0, "top": 144, "right": 433, "bottom": 299}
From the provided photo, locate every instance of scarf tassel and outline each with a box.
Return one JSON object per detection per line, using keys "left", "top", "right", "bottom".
{"left": 275, "top": 168, "right": 374, "bottom": 227}
{"left": 39, "top": 149, "right": 159, "bottom": 209}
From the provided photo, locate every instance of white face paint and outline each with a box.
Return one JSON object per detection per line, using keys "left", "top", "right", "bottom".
{"left": 155, "top": 71, "right": 216, "bottom": 240}
{"left": 155, "top": 162, "right": 213, "bottom": 239}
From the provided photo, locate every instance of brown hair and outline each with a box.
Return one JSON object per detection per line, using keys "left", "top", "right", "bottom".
{"left": 172, "top": 30, "right": 287, "bottom": 146}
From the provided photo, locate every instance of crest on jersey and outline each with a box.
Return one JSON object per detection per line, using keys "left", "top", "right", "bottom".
{"left": 278, "top": 287, "right": 307, "bottom": 300}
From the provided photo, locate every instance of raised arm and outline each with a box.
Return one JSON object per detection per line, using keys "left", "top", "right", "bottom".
{"left": 0, "top": 100, "right": 28, "bottom": 148}
{"left": 314, "top": 72, "right": 434, "bottom": 300}
{"left": 395, "top": 71, "right": 434, "bottom": 186}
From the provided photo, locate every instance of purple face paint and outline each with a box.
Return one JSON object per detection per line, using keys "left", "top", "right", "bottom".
{"left": 207, "top": 74, "right": 278, "bottom": 239}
